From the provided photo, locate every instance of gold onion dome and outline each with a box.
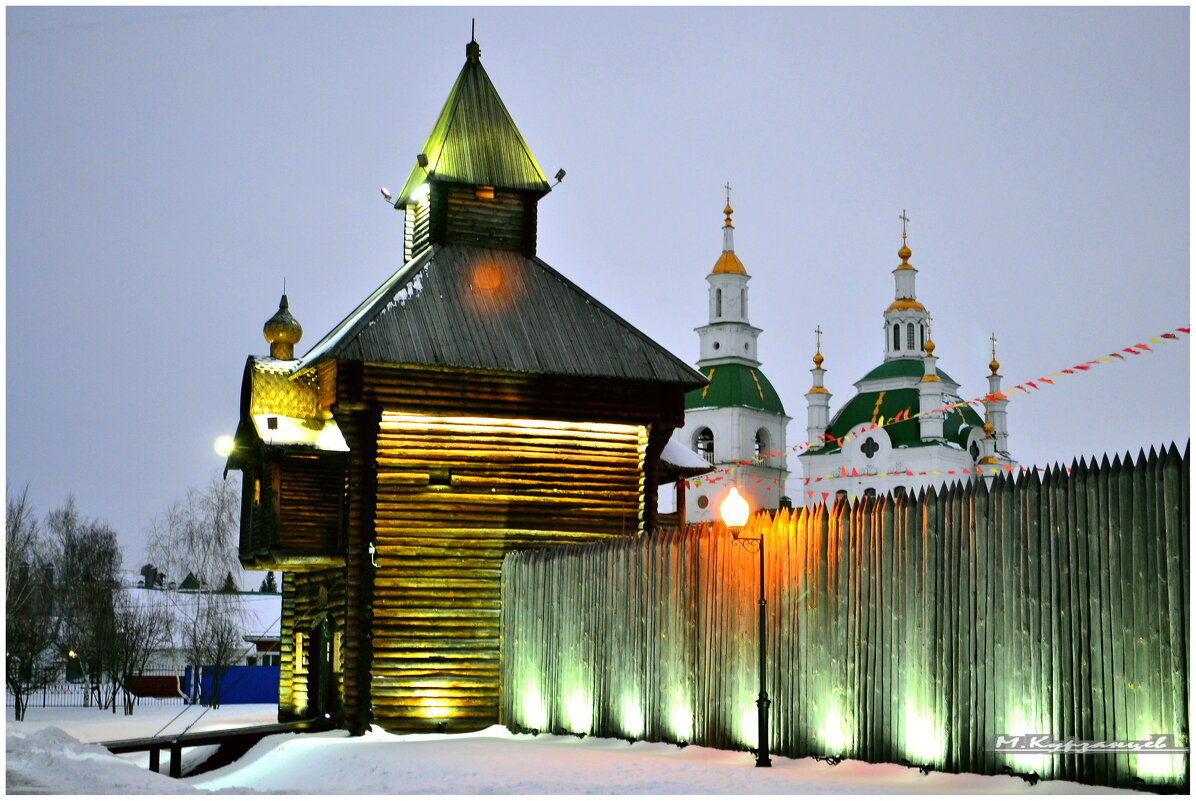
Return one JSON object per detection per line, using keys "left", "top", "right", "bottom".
{"left": 712, "top": 251, "right": 746, "bottom": 274}
{"left": 264, "top": 294, "right": 303, "bottom": 360}
{"left": 924, "top": 339, "right": 936, "bottom": 356}
{"left": 813, "top": 350, "right": 824, "bottom": 368}
{"left": 984, "top": 418, "right": 995, "bottom": 438}
{"left": 896, "top": 238, "right": 914, "bottom": 270}
{"left": 989, "top": 357, "right": 1001, "bottom": 375}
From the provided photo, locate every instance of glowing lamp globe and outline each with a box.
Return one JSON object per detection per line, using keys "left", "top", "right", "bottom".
{"left": 214, "top": 435, "right": 235, "bottom": 456}
{"left": 720, "top": 487, "right": 750, "bottom": 529}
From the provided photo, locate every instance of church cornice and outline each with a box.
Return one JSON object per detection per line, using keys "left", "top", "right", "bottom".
{"left": 695, "top": 321, "right": 763, "bottom": 334}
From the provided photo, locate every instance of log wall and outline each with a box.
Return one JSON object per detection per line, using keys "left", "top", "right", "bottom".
{"left": 501, "top": 445, "right": 1190, "bottom": 792}
{"left": 370, "top": 410, "right": 648, "bottom": 732}
{"left": 279, "top": 566, "right": 347, "bottom": 720}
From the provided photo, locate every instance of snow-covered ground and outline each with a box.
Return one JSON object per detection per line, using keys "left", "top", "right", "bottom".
{"left": 6, "top": 706, "right": 1143, "bottom": 795}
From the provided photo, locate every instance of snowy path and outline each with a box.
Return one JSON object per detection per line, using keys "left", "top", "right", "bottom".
{"left": 6, "top": 709, "right": 1143, "bottom": 795}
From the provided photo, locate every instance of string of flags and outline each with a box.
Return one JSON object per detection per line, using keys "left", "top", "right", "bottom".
{"left": 679, "top": 325, "right": 1189, "bottom": 493}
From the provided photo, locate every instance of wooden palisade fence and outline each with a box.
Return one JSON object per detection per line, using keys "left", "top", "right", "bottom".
{"left": 501, "top": 444, "right": 1189, "bottom": 792}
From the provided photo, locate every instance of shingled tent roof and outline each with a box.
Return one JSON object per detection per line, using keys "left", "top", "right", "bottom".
{"left": 396, "top": 41, "right": 549, "bottom": 205}
{"left": 296, "top": 243, "right": 707, "bottom": 387}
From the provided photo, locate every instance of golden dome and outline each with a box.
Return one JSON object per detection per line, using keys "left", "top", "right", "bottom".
{"left": 896, "top": 240, "right": 915, "bottom": 270}
{"left": 264, "top": 294, "right": 303, "bottom": 360}
{"left": 924, "top": 339, "right": 936, "bottom": 356}
{"left": 989, "top": 358, "right": 1000, "bottom": 376}
{"left": 813, "top": 350, "right": 824, "bottom": 368}
{"left": 723, "top": 202, "right": 734, "bottom": 226}
{"left": 712, "top": 251, "right": 747, "bottom": 275}
{"left": 984, "top": 419, "right": 995, "bottom": 438}
{"left": 886, "top": 298, "right": 925, "bottom": 313}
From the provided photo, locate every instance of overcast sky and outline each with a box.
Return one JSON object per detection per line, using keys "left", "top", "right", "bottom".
{"left": 7, "top": 7, "right": 1189, "bottom": 567}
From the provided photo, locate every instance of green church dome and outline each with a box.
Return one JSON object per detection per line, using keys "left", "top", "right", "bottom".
{"left": 685, "top": 363, "right": 785, "bottom": 415}
{"left": 810, "top": 386, "right": 982, "bottom": 453}
{"left": 859, "top": 358, "right": 958, "bottom": 385}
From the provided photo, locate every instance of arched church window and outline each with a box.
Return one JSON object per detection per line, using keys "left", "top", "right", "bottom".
{"left": 970, "top": 441, "right": 980, "bottom": 461}
{"left": 907, "top": 323, "right": 915, "bottom": 350}
{"left": 695, "top": 428, "right": 714, "bottom": 462}
{"left": 863, "top": 488, "right": 876, "bottom": 498}
{"left": 920, "top": 325, "right": 925, "bottom": 350}
{"left": 754, "top": 430, "right": 769, "bottom": 462}
{"left": 893, "top": 324, "right": 900, "bottom": 351}
{"left": 715, "top": 289, "right": 722, "bottom": 318}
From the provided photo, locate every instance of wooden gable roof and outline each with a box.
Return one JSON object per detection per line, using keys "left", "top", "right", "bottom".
{"left": 296, "top": 243, "right": 705, "bottom": 388}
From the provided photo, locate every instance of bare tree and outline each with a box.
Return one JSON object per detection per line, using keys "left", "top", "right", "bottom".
{"left": 48, "top": 497, "right": 123, "bottom": 711}
{"left": 110, "top": 594, "right": 171, "bottom": 715}
{"left": 146, "top": 475, "right": 247, "bottom": 706}
{"left": 145, "top": 475, "right": 241, "bottom": 590}
{"left": 6, "top": 487, "right": 59, "bottom": 721}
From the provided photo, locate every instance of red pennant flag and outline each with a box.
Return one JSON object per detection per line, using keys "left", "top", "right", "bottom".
{"left": 1039, "top": 377, "right": 1054, "bottom": 384}
{"left": 1136, "top": 343, "right": 1151, "bottom": 351}
{"left": 906, "top": 470, "right": 914, "bottom": 476}
{"left": 841, "top": 466, "right": 849, "bottom": 478}
{"left": 821, "top": 492, "right": 829, "bottom": 502}
{"left": 1073, "top": 365, "right": 1090, "bottom": 371}
{"left": 1062, "top": 369, "right": 1074, "bottom": 374}
{"left": 1027, "top": 382, "right": 1038, "bottom": 390}
{"left": 1005, "top": 464, "right": 1014, "bottom": 472}
{"left": 1123, "top": 348, "right": 1140, "bottom": 355}
{"left": 804, "top": 478, "right": 810, "bottom": 485}
{"left": 1163, "top": 332, "right": 1178, "bottom": 339}
{"left": 807, "top": 491, "right": 815, "bottom": 498}
{"left": 1110, "top": 352, "right": 1125, "bottom": 359}
{"left": 851, "top": 468, "right": 860, "bottom": 477}
{"left": 1178, "top": 327, "right": 1190, "bottom": 334}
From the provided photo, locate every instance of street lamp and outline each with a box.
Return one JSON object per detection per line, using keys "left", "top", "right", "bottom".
{"left": 719, "top": 487, "right": 771, "bottom": 768}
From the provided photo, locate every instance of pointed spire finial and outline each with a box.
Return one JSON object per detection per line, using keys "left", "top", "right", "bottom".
{"left": 813, "top": 325, "right": 824, "bottom": 368}
{"left": 898, "top": 209, "right": 912, "bottom": 264}
{"left": 466, "top": 22, "right": 481, "bottom": 61}
{"left": 723, "top": 182, "right": 733, "bottom": 228}
{"left": 989, "top": 332, "right": 1000, "bottom": 375}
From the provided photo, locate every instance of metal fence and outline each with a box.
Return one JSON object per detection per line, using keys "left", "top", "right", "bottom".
{"left": 501, "top": 444, "right": 1189, "bottom": 792}
{"left": 6, "top": 667, "right": 187, "bottom": 709}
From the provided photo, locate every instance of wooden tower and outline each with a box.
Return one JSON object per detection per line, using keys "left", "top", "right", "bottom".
{"left": 226, "top": 38, "right": 706, "bottom": 734}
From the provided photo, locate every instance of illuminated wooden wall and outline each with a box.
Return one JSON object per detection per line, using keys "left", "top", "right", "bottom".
{"left": 322, "top": 361, "right": 682, "bottom": 733}
{"left": 501, "top": 444, "right": 1190, "bottom": 792}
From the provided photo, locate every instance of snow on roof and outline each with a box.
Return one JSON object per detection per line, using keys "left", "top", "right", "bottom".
{"left": 659, "top": 439, "right": 712, "bottom": 481}
{"left": 251, "top": 413, "right": 349, "bottom": 452}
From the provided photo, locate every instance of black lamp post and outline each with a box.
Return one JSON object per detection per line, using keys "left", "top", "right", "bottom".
{"left": 720, "top": 487, "right": 771, "bottom": 768}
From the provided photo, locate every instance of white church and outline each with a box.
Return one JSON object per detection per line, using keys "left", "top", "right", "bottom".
{"left": 797, "top": 221, "right": 1017, "bottom": 502}
{"left": 666, "top": 199, "right": 1017, "bottom": 519}
{"left": 669, "top": 195, "right": 790, "bottom": 523}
